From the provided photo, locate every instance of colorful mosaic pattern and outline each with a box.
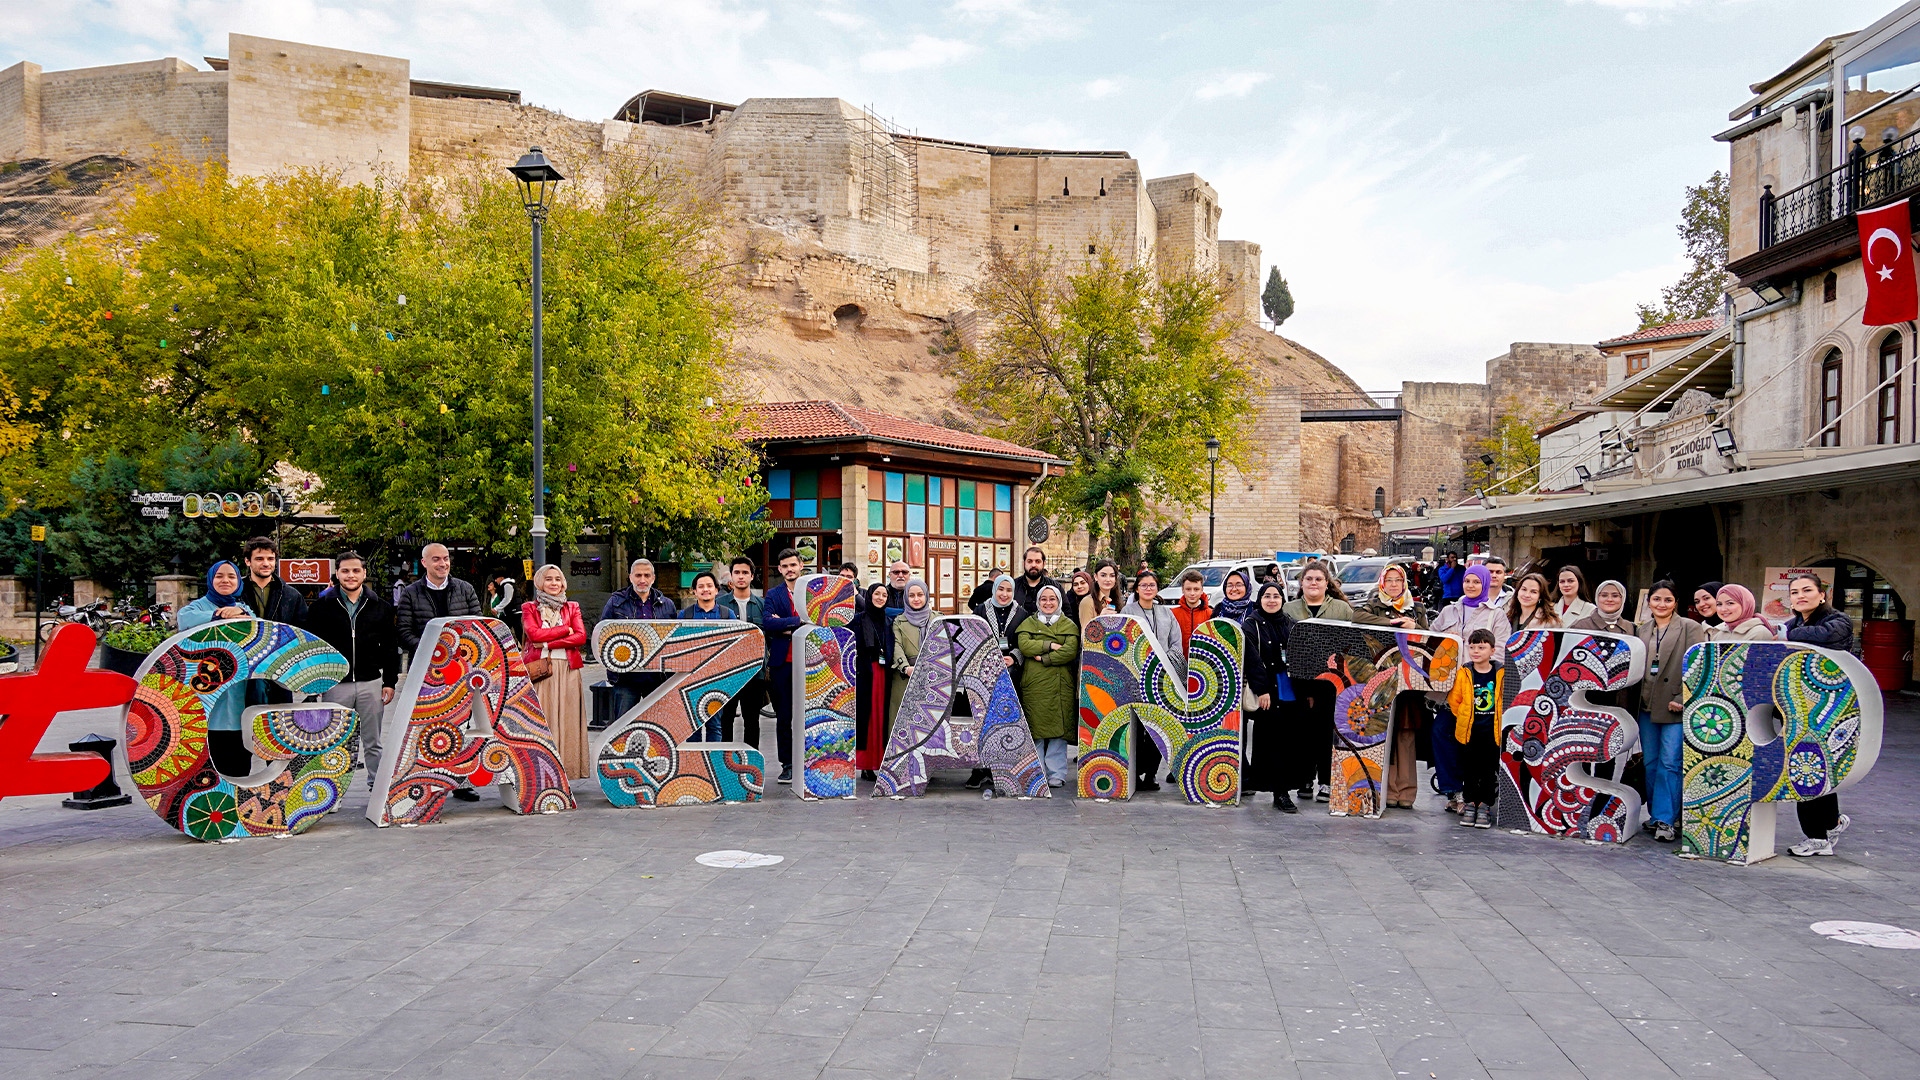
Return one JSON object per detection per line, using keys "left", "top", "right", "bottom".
{"left": 1680, "top": 642, "right": 1883, "bottom": 864}
{"left": 1077, "top": 614, "right": 1245, "bottom": 805}
{"left": 796, "top": 574, "right": 858, "bottom": 799}
{"left": 1494, "top": 629, "right": 1646, "bottom": 842}
{"left": 876, "top": 614, "right": 1048, "bottom": 798}
{"left": 370, "top": 617, "right": 577, "bottom": 826}
{"left": 1286, "top": 619, "right": 1460, "bottom": 818}
{"left": 592, "top": 619, "right": 766, "bottom": 806}
{"left": 127, "top": 619, "right": 354, "bottom": 841}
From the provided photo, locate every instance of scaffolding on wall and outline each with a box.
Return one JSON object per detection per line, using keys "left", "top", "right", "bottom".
{"left": 851, "top": 105, "right": 919, "bottom": 232}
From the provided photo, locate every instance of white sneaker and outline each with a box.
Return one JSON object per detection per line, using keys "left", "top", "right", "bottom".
{"left": 1830, "top": 814, "right": 1851, "bottom": 838}
{"left": 1788, "top": 838, "right": 1835, "bottom": 857}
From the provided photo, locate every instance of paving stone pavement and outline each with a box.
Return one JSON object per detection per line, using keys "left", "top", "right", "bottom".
{"left": 3, "top": 692, "right": 1919, "bottom": 1080}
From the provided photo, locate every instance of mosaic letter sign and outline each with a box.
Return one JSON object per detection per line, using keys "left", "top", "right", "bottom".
{"left": 593, "top": 620, "right": 766, "bottom": 806}
{"left": 1286, "top": 619, "right": 1459, "bottom": 818}
{"left": 1078, "top": 614, "right": 1244, "bottom": 805}
{"left": 794, "top": 574, "right": 858, "bottom": 799}
{"left": 127, "top": 620, "right": 356, "bottom": 840}
{"left": 876, "top": 614, "right": 1048, "bottom": 798}
{"left": 0, "top": 624, "right": 134, "bottom": 802}
{"left": 1495, "top": 629, "right": 1647, "bottom": 841}
{"left": 1680, "top": 641, "right": 1883, "bottom": 864}
{"left": 370, "top": 617, "right": 576, "bottom": 826}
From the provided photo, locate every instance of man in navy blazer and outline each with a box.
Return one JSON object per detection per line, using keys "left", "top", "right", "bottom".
{"left": 759, "top": 547, "right": 808, "bottom": 784}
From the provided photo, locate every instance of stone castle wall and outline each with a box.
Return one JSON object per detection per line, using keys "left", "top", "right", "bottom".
{"left": 1210, "top": 386, "right": 1301, "bottom": 558}
{"left": 225, "top": 35, "right": 409, "bottom": 184}
{"left": 1484, "top": 341, "right": 1607, "bottom": 410}
{"left": 17, "top": 58, "right": 227, "bottom": 163}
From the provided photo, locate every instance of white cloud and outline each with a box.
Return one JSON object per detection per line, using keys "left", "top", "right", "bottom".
{"left": 1082, "top": 77, "right": 1121, "bottom": 100}
{"left": 1208, "top": 103, "right": 1679, "bottom": 388}
{"left": 860, "top": 34, "right": 976, "bottom": 74}
{"left": 1564, "top": 0, "right": 1701, "bottom": 27}
{"left": 1195, "top": 71, "right": 1270, "bottom": 100}
{"left": 950, "top": 0, "right": 1081, "bottom": 41}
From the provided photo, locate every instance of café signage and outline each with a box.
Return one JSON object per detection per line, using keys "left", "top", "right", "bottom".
{"left": 129, "top": 490, "right": 291, "bottom": 521}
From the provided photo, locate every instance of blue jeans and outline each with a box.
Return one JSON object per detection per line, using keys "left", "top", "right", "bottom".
{"left": 1638, "top": 712, "right": 1684, "bottom": 826}
{"left": 1432, "top": 719, "right": 1460, "bottom": 796}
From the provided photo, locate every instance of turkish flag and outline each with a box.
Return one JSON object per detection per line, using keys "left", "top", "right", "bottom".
{"left": 1859, "top": 199, "right": 1919, "bottom": 325}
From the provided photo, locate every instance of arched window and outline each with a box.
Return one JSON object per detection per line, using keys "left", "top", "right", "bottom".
{"left": 1819, "top": 349, "right": 1843, "bottom": 447}
{"left": 1373, "top": 487, "right": 1386, "bottom": 515}
{"left": 1879, "top": 333, "right": 1903, "bottom": 445}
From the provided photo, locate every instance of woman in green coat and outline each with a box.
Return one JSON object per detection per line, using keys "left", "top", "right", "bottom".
{"left": 1015, "top": 585, "right": 1081, "bottom": 788}
{"left": 889, "top": 579, "right": 934, "bottom": 721}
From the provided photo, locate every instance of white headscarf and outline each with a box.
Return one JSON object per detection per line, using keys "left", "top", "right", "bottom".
{"left": 1035, "top": 584, "right": 1064, "bottom": 625}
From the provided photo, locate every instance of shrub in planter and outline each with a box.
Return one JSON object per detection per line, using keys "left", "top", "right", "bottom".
{"left": 99, "top": 625, "right": 170, "bottom": 676}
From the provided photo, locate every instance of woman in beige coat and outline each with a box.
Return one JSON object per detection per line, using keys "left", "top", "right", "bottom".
{"left": 1634, "top": 580, "right": 1708, "bottom": 843}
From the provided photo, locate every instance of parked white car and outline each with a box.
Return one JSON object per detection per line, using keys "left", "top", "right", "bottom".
{"left": 1172, "top": 558, "right": 1283, "bottom": 608}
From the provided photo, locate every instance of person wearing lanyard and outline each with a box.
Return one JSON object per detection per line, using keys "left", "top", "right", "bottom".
{"left": 1634, "top": 581, "right": 1707, "bottom": 843}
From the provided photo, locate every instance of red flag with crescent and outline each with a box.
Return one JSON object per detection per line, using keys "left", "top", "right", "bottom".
{"left": 1859, "top": 198, "right": 1919, "bottom": 326}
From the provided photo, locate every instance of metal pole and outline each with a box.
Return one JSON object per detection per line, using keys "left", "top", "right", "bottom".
{"left": 530, "top": 208, "right": 548, "bottom": 572}
{"left": 1207, "top": 458, "right": 1217, "bottom": 559}
{"left": 34, "top": 535, "right": 43, "bottom": 664}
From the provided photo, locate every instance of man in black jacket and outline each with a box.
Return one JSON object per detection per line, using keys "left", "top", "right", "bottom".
{"left": 393, "top": 542, "right": 484, "bottom": 801}
{"left": 308, "top": 551, "right": 400, "bottom": 787}
{"left": 241, "top": 537, "right": 309, "bottom": 709}
{"left": 395, "top": 543, "right": 484, "bottom": 654}
{"left": 1013, "top": 545, "right": 1061, "bottom": 612}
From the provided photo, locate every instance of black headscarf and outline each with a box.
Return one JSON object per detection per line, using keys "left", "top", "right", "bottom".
{"left": 1250, "top": 581, "right": 1292, "bottom": 642}
{"left": 1694, "top": 580, "right": 1726, "bottom": 627}
{"left": 857, "top": 583, "right": 894, "bottom": 661}
{"left": 1215, "top": 569, "right": 1255, "bottom": 624}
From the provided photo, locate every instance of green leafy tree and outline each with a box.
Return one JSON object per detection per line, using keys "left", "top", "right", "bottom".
{"left": 948, "top": 241, "right": 1254, "bottom": 568}
{"left": 1465, "top": 396, "right": 1560, "bottom": 494}
{"left": 0, "top": 158, "right": 765, "bottom": 567}
{"left": 1636, "top": 171, "right": 1729, "bottom": 328}
{"left": 1261, "top": 266, "right": 1294, "bottom": 327}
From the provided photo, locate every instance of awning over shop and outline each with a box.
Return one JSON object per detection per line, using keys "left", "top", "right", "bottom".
{"left": 1384, "top": 442, "right": 1920, "bottom": 535}
{"left": 1584, "top": 329, "right": 1733, "bottom": 410}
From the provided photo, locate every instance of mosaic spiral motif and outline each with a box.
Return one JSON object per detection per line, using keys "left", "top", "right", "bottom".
{"left": 592, "top": 619, "right": 766, "bottom": 807}
{"left": 876, "top": 615, "right": 1048, "bottom": 798}
{"left": 796, "top": 574, "right": 859, "bottom": 799}
{"left": 1287, "top": 620, "right": 1460, "bottom": 818}
{"left": 370, "top": 617, "right": 577, "bottom": 826}
{"left": 1680, "top": 642, "right": 1883, "bottom": 863}
{"left": 1494, "top": 629, "right": 1646, "bottom": 842}
{"left": 1076, "top": 615, "right": 1244, "bottom": 805}
{"left": 126, "top": 619, "right": 354, "bottom": 841}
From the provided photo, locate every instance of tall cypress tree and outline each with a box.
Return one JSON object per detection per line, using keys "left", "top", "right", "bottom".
{"left": 1261, "top": 266, "right": 1294, "bottom": 327}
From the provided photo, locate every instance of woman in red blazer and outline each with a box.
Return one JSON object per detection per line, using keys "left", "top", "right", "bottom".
{"left": 523, "top": 564, "right": 590, "bottom": 779}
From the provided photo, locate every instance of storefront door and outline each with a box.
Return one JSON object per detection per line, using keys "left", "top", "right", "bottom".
{"left": 931, "top": 553, "right": 958, "bottom": 613}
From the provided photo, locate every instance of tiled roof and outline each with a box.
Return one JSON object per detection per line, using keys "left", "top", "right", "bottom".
{"left": 740, "top": 400, "right": 1059, "bottom": 462}
{"left": 1597, "top": 316, "right": 1724, "bottom": 348}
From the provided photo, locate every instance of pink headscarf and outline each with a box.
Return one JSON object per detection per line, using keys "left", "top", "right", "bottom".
{"left": 1716, "top": 583, "right": 1770, "bottom": 632}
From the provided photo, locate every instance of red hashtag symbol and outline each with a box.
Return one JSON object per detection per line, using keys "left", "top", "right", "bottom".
{"left": 0, "top": 624, "right": 137, "bottom": 801}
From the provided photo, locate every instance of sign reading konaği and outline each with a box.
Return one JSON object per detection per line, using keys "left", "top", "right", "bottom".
{"left": 129, "top": 490, "right": 292, "bottom": 521}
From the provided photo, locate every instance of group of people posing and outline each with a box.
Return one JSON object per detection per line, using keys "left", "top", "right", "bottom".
{"left": 174, "top": 540, "right": 1860, "bottom": 857}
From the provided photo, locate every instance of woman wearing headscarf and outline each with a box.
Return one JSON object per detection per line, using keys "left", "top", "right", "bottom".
{"left": 522, "top": 564, "right": 589, "bottom": 779}
{"left": 1121, "top": 570, "right": 1181, "bottom": 791}
{"left": 178, "top": 560, "right": 258, "bottom": 777}
{"left": 1427, "top": 564, "right": 1513, "bottom": 812}
{"left": 1691, "top": 582, "right": 1726, "bottom": 629}
{"left": 1354, "top": 564, "right": 1433, "bottom": 809}
{"left": 854, "top": 582, "right": 894, "bottom": 780}
{"left": 1554, "top": 566, "right": 1596, "bottom": 623}
{"left": 1066, "top": 569, "right": 1096, "bottom": 630}
{"left": 1634, "top": 580, "right": 1709, "bottom": 843}
{"left": 889, "top": 579, "right": 934, "bottom": 722}
{"left": 1571, "top": 580, "right": 1636, "bottom": 636}
{"left": 1016, "top": 585, "right": 1081, "bottom": 788}
{"left": 1240, "top": 581, "right": 1300, "bottom": 811}
{"left": 1214, "top": 569, "right": 1255, "bottom": 624}
{"left": 973, "top": 573, "right": 1028, "bottom": 674}
{"left": 1710, "top": 583, "right": 1776, "bottom": 641}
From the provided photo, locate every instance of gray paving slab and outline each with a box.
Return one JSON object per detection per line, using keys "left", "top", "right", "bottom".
{"left": 3, "top": 697, "right": 1920, "bottom": 1079}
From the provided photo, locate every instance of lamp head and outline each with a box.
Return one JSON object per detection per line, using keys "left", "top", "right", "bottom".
{"left": 508, "top": 147, "right": 566, "bottom": 212}
{"left": 1205, "top": 435, "right": 1220, "bottom": 461}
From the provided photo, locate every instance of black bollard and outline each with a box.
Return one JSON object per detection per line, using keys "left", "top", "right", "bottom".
{"left": 62, "top": 733, "right": 133, "bottom": 810}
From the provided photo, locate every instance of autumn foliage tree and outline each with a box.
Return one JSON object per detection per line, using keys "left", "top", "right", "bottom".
{"left": 0, "top": 158, "right": 766, "bottom": 575}
{"left": 947, "top": 241, "right": 1254, "bottom": 567}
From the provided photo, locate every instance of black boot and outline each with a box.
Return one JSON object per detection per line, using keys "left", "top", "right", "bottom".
{"left": 964, "top": 768, "right": 990, "bottom": 789}
{"left": 1274, "top": 791, "right": 1298, "bottom": 813}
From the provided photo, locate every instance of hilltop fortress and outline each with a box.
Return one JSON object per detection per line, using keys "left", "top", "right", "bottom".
{"left": 1, "top": 34, "right": 1604, "bottom": 556}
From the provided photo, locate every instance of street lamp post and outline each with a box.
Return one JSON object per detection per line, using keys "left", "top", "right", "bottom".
{"left": 508, "top": 147, "right": 565, "bottom": 571}
{"left": 1205, "top": 435, "right": 1221, "bottom": 559}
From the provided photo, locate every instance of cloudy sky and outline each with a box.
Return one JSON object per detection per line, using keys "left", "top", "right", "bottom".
{"left": 5, "top": 0, "right": 1898, "bottom": 387}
